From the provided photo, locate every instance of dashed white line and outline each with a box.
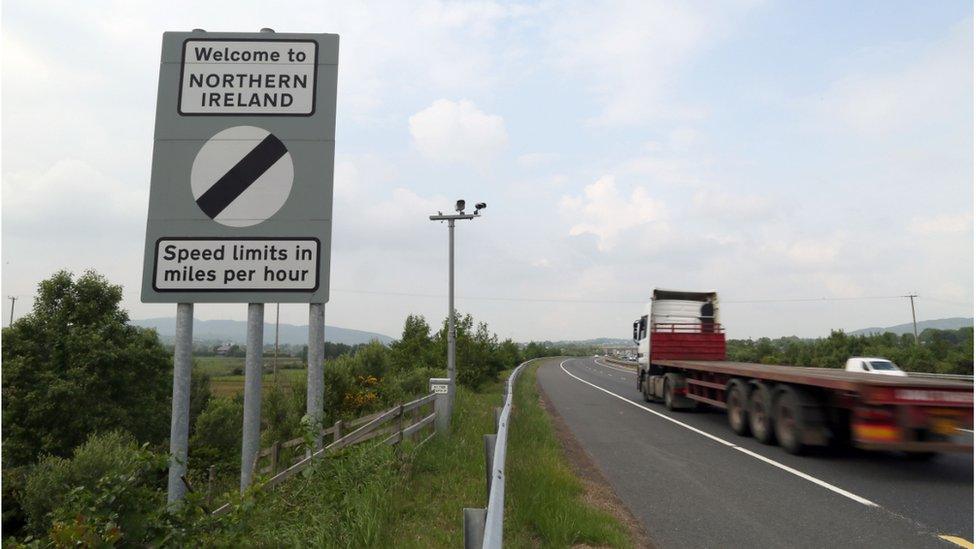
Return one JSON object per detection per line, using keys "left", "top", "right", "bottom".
{"left": 559, "top": 358, "right": 879, "bottom": 508}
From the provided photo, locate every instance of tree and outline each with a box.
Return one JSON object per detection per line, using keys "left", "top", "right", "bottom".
{"left": 390, "top": 315, "right": 435, "bottom": 373}
{"left": 1, "top": 271, "right": 171, "bottom": 467}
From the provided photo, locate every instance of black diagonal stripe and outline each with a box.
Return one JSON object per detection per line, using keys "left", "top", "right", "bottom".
{"left": 196, "top": 134, "right": 288, "bottom": 219}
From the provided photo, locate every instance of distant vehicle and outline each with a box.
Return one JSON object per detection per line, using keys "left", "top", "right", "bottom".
{"left": 845, "top": 357, "right": 908, "bottom": 377}
{"left": 633, "top": 288, "right": 972, "bottom": 456}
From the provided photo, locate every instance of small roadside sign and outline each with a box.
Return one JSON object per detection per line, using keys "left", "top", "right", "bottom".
{"left": 432, "top": 384, "right": 449, "bottom": 395}
{"left": 141, "top": 31, "right": 338, "bottom": 304}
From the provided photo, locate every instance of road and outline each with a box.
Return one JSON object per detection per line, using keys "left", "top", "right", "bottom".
{"left": 536, "top": 356, "right": 974, "bottom": 549}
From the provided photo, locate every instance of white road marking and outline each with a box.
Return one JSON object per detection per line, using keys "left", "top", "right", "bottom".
{"left": 559, "top": 358, "right": 879, "bottom": 508}
{"left": 958, "top": 428, "right": 973, "bottom": 433}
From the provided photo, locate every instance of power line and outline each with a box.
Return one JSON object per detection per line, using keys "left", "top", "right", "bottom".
{"left": 329, "top": 288, "right": 929, "bottom": 306}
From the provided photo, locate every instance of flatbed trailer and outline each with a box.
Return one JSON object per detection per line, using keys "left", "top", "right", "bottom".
{"left": 634, "top": 289, "right": 974, "bottom": 456}
{"left": 648, "top": 359, "right": 973, "bottom": 454}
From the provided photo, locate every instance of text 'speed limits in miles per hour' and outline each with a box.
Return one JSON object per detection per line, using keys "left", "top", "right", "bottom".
{"left": 153, "top": 238, "right": 320, "bottom": 292}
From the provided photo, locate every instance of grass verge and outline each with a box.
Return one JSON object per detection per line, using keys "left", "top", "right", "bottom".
{"left": 506, "top": 359, "right": 632, "bottom": 548}
{"left": 193, "top": 359, "right": 632, "bottom": 547}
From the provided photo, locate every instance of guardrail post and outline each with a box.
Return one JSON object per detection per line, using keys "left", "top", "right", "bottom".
{"left": 463, "top": 507, "right": 487, "bottom": 549}
{"left": 396, "top": 404, "right": 405, "bottom": 444}
{"left": 334, "top": 419, "right": 343, "bottom": 443}
{"left": 430, "top": 377, "right": 452, "bottom": 434}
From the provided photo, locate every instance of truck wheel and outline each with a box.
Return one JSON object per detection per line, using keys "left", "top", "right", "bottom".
{"left": 773, "top": 386, "right": 806, "bottom": 455}
{"left": 664, "top": 377, "right": 676, "bottom": 411}
{"left": 641, "top": 375, "right": 653, "bottom": 402}
{"left": 748, "top": 383, "right": 776, "bottom": 445}
{"left": 726, "top": 380, "right": 751, "bottom": 436}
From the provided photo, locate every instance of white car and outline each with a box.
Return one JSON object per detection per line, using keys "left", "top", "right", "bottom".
{"left": 844, "top": 357, "right": 908, "bottom": 377}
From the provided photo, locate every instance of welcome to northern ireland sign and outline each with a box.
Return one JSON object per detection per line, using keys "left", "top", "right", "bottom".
{"left": 141, "top": 31, "right": 338, "bottom": 304}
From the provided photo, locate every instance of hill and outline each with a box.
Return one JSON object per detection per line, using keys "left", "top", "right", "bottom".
{"left": 850, "top": 317, "right": 973, "bottom": 337}
{"left": 132, "top": 317, "right": 394, "bottom": 346}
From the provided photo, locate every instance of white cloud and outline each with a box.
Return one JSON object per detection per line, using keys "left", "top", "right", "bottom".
{"left": 786, "top": 239, "right": 839, "bottom": 266}
{"left": 517, "top": 152, "right": 560, "bottom": 167}
{"left": 692, "top": 189, "right": 773, "bottom": 220}
{"left": 560, "top": 176, "right": 667, "bottom": 251}
{"left": 816, "top": 22, "right": 971, "bottom": 135}
{"left": 2, "top": 159, "right": 145, "bottom": 238}
{"left": 544, "top": 0, "right": 758, "bottom": 125}
{"left": 531, "top": 258, "right": 552, "bottom": 268}
{"left": 909, "top": 213, "right": 971, "bottom": 235}
{"left": 408, "top": 99, "right": 508, "bottom": 165}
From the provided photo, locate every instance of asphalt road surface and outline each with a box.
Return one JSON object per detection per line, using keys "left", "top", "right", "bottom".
{"left": 536, "top": 356, "right": 974, "bottom": 549}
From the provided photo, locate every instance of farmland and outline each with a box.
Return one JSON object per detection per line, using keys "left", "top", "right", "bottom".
{"left": 196, "top": 355, "right": 307, "bottom": 398}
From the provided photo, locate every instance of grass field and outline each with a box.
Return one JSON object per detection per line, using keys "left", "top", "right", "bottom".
{"left": 194, "top": 355, "right": 307, "bottom": 398}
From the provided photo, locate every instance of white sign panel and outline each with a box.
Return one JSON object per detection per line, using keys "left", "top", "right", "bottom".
{"left": 153, "top": 238, "right": 319, "bottom": 291}
{"left": 179, "top": 39, "right": 318, "bottom": 115}
{"left": 191, "top": 125, "right": 294, "bottom": 227}
{"left": 431, "top": 384, "right": 449, "bottom": 394}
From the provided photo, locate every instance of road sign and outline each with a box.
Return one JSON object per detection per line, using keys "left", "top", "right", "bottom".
{"left": 432, "top": 384, "right": 449, "bottom": 394}
{"left": 141, "top": 31, "right": 338, "bottom": 303}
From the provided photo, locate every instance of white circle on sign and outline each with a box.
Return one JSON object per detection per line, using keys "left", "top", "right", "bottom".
{"left": 190, "top": 125, "right": 294, "bottom": 227}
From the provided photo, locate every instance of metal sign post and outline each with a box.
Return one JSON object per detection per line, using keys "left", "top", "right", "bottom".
{"left": 240, "top": 303, "right": 264, "bottom": 491}
{"left": 307, "top": 302, "right": 325, "bottom": 452}
{"left": 142, "top": 28, "right": 338, "bottom": 502}
{"left": 166, "top": 303, "right": 193, "bottom": 504}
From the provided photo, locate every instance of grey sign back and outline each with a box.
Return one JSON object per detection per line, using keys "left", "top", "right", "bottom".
{"left": 141, "top": 31, "right": 338, "bottom": 303}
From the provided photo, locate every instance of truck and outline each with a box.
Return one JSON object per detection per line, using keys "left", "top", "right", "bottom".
{"left": 633, "top": 288, "right": 973, "bottom": 456}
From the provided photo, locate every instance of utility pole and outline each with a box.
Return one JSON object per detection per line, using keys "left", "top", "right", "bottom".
{"left": 905, "top": 294, "right": 919, "bottom": 345}
{"left": 429, "top": 200, "right": 486, "bottom": 423}
{"left": 7, "top": 296, "right": 17, "bottom": 326}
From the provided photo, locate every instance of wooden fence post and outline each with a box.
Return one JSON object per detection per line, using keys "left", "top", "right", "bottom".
{"left": 206, "top": 465, "right": 216, "bottom": 506}
{"left": 270, "top": 441, "right": 281, "bottom": 475}
{"left": 334, "top": 419, "right": 343, "bottom": 444}
{"left": 396, "top": 404, "right": 405, "bottom": 444}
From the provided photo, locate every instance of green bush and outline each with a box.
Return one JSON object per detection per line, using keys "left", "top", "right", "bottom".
{"left": 189, "top": 367, "right": 212, "bottom": 437}
{"left": 21, "top": 431, "right": 166, "bottom": 541}
{"left": 189, "top": 397, "right": 244, "bottom": 477}
{"left": 262, "top": 378, "right": 307, "bottom": 448}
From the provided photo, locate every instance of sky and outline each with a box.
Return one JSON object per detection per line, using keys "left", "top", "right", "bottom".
{"left": 1, "top": 0, "right": 973, "bottom": 342}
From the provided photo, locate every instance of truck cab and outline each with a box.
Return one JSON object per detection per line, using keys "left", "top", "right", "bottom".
{"left": 844, "top": 357, "right": 908, "bottom": 377}
{"left": 634, "top": 289, "right": 725, "bottom": 400}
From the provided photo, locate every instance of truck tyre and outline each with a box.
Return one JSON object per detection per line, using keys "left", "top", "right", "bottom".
{"left": 640, "top": 374, "right": 653, "bottom": 402}
{"left": 726, "top": 380, "right": 751, "bottom": 436}
{"left": 773, "top": 386, "right": 807, "bottom": 455}
{"left": 664, "top": 376, "right": 676, "bottom": 411}
{"left": 748, "top": 383, "right": 776, "bottom": 445}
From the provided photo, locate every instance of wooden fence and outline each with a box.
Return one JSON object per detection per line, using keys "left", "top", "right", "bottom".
{"left": 211, "top": 392, "right": 438, "bottom": 516}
